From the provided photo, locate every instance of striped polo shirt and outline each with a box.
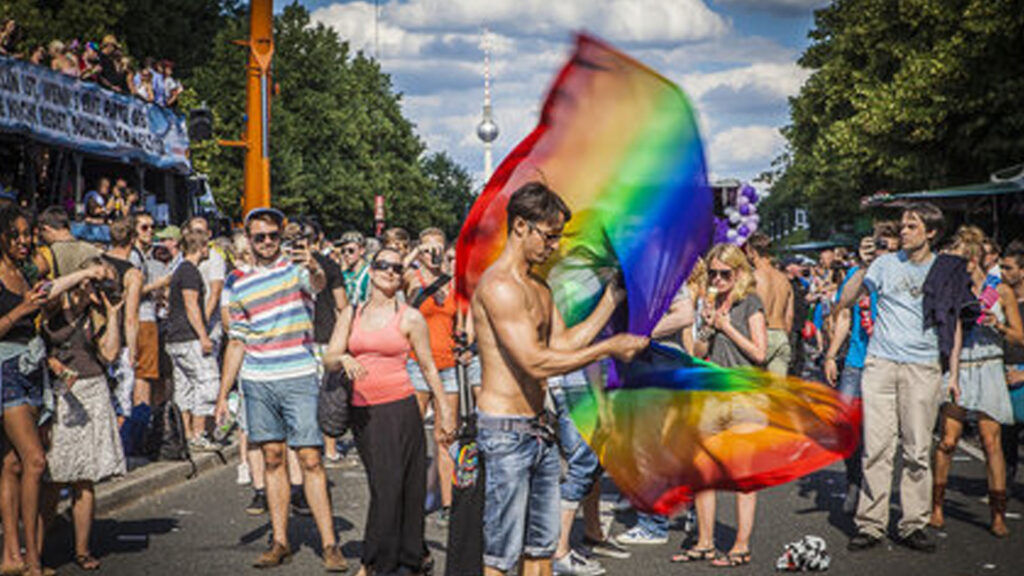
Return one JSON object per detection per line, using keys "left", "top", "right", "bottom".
{"left": 227, "top": 256, "right": 318, "bottom": 382}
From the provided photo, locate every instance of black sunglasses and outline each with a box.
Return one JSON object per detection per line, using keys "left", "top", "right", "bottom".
{"left": 251, "top": 231, "right": 281, "bottom": 244}
{"left": 341, "top": 247, "right": 358, "bottom": 255}
{"left": 527, "top": 221, "right": 563, "bottom": 243}
{"left": 371, "top": 260, "right": 403, "bottom": 274}
{"left": 708, "top": 269, "right": 734, "bottom": 281}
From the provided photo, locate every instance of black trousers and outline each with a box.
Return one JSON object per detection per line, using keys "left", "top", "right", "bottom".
{"left": 352, "top": 395, "right": 427, "bottom": 574}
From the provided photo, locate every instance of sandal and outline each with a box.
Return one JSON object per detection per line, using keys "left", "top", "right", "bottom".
{"left": 76, "top": 554, "right": 101, "bottom": 571}
{"left": 671, "top": 546, "right": 716, "bottom": 563}
{"left": 710, "top": 550, "right": 751, "bottom": 568}
{"left": 0, "top": 564, "right": 25, "bottom": 576}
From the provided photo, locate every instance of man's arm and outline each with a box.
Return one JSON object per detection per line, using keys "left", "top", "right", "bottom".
{"left": 214, "top": 339, "right": 245, "bottom": 426}
{"left": 123, "top": 268, "right": 143, "bottom": 364}
{"left": 783, "top": 282, "right": 794, "bottom": 334}
{"left": 549, "top": 282, "right": 624, "bottom": 351}
{"left": 652, "top": 294, "right": 694, "bottom": 340}
{"left": 182, "top": 288, "right": 211, "bottom": 353}
{"left": 824, "top": 308, "right": 851, "bottom": 385}
{"left": 834, "top": 268, "right": 868, "bottom": 314}
{"left": 480, "top": 279, "right": 646, "bottom": 379}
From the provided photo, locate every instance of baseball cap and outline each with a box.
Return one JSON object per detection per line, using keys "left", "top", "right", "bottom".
{"left": 337, "top": 231, "right": 365, "bottom": 247}
{"left": 244, "top": 207, "right": 286, "bottom": 228}
{"left": 155, "top": 225, "right": 182, "bottom": 241}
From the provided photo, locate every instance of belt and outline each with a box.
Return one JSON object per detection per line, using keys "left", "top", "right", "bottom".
{"left": 477, "top": 411, "right": 557, "bottom": 443}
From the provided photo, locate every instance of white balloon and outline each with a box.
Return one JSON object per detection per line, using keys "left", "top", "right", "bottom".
{"left": 751, "top": 214, "right": 761, "bottom": 224}
{"left": 748, "top": 222, "right": 758, "bottom": 233}
{"left": 728, "top": 212, "right": 741, "bottom": 225}
{"left": 737, "top": 195, "right": 750, "bottom": 207}
{"left": 726, "top": 229, "right": 739, "bottom": 241}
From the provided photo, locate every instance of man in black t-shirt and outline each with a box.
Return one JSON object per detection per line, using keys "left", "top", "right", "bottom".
{"left": 165, "top": 230, "right": 219, "bottom": 450}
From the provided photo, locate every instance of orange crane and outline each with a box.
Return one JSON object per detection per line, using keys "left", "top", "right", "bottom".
{"left": 219, "top": 0, "right": 274, "bottom": 215}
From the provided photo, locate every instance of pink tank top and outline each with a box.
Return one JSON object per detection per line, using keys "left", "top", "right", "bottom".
{"left": 347, "top": 303, "right": 414, "bottom": 406}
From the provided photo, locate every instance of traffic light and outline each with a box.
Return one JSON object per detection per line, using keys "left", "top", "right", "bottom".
{"left": 188, "top": 107, "right": 213, "bottom": 142}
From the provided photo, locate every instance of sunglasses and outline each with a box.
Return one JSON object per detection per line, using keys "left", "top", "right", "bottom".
{"left": 371, "top": 260, "right": 403, "bottom": 274}
{"left": 341, "top": 247, "right": 358, "bottom": 255}
{"left": 251, "top": 231, "right": 281, "bottom": 244}
{"left": 708, "top": 269, "right": 734, "bottom": 281}
{"left": 527, "top": 221, "right": 563, "bottom": 243}
{"left": 138, "top": 224, "right": 152, "bottom": 231}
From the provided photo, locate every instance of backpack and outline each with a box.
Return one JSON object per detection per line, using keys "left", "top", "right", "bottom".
{"left": 144, "top": 401, "right": 197, "bottom": 477}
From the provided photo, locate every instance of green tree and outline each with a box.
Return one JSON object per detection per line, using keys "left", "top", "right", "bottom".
{"left": 765, "top": 0, "right": 1024, "bottom": 238}
{"left": 420, "top": 151, "right": 477, "bottom": 240}
{"left": 190, "top": 3, "right": 468, "bottom": 237}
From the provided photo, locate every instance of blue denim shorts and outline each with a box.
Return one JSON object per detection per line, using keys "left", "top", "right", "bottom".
{"left": 242, "top": 374, "right": 324, "bottom": 447}
{"left": 2, "top": 356, "right": 43, "bottom": 411}
{"left": 550, "top": 384, "right": 601, "bottom": 504}
{"left": 407, "top": 359, "right": 458, "bottom": 394}
{"left": 838, "top": 364, "right": 863, "bottom": 400}
{"left": 479, "top": 413, "right": 561, "bottom": 572}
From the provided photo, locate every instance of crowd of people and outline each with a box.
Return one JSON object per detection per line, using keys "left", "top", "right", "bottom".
{"left": 0, "top": 178, "right": 1022, "bottom": 576}
{"left": 0, "top": 19, "right": 182, "bottom": 107}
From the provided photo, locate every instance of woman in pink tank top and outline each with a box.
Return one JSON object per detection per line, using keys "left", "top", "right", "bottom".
{"left": 324, "top": 247, "right": 455, "bottom": 576}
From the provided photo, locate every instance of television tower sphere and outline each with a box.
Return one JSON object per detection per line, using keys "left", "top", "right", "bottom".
{"left": 477, "top": 116, "right": 499, "bottom": 143}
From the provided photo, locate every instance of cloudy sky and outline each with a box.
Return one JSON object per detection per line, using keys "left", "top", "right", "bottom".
{"left": 279, "top": 0, "right": 828, "bottom": 188}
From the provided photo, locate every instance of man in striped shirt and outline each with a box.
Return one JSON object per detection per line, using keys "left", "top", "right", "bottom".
{"left": 214, "top": 208, "right": 347, "bottom": 572}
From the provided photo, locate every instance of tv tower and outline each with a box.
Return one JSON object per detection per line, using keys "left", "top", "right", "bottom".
{"left": 476, "top": 28, "right": 499, "bottom": 182}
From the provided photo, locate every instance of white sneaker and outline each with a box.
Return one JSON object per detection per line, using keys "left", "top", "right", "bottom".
{"left": 553, "top": 550, "right": 606, "bottom": 576}
{"left": 236, "top": 462, "right": 252, "bottom": 486}
{"left": 613, "top": 526, "right": 669, "bottom": 546}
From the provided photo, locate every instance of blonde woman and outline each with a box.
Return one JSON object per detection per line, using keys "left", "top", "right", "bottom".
{"left": 675, "top": 243, "right": 767, "bottom": 567}
{"left": 931, "top": 231, "right": 1023, "bottom": 536}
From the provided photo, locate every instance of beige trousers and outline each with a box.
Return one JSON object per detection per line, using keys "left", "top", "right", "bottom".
{"left": 855, "top": 356, "right": 943, "bottom": 538}
{"left": 765, "top": 329, "right": 792, "bottom": 376}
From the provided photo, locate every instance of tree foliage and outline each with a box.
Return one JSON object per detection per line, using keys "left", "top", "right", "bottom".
{"left": 190, "top": 3, "right": 470, "bottom": 237}
{"left": 764, "top": 0, "right": 1024, "bottom": 238}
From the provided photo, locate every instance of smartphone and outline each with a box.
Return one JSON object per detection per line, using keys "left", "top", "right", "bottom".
{"left": 37, "top": 280, "right": 54, "bottom": 297}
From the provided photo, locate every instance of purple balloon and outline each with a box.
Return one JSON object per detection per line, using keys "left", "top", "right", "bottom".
{"left": 713, "top": 217, "right": 730, "bottom": 244}
{"left": 738, "top": 224, "right": 751, "bottom": 237}
{"left": 741, "top": 184, "right": 755, "bottom": 199}
{"left": 739, "top": 204, "right": 752, "bottom": 216}
{"left": 749, "top": 191, "right": 759, "bottom": 204}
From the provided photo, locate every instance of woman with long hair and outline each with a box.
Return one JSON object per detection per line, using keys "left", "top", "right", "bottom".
{"left": 41, "top": 259, "right": 126, "bottom": 570}
{"left": 0, "top": 206, "right": 104, "bottom": 576}
{"left": 325, "top": 247, "right": 455, "bottom": 576}
{"left": 931, "top": 231, "right": 1023, "bottom": 536}
{"left": 675, "top": 243, "right": 767, "bottom": 568}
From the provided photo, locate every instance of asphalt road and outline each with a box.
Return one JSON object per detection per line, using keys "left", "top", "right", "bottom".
{"left": 43, "top": 438, "right": 1023, "bottom": 575}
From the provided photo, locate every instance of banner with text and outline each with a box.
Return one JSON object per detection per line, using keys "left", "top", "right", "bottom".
{"left": 0, "top": 56, "right": 190, "bottom": 172}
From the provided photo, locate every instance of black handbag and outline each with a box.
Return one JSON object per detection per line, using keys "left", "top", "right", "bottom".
{"left": 317, "top": 369, "right": 353, "bottom": 438}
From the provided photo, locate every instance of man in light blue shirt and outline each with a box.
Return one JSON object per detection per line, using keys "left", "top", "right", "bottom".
{"left": 835, "top": 202, "right": 961, "bottom": 554}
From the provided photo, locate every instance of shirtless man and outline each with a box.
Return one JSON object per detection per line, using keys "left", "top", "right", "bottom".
{"left": 472, "top": 182, "right": 649, "bottom": 576}
{"left": 745, "top": 233, "right": 793, "bottom": 375}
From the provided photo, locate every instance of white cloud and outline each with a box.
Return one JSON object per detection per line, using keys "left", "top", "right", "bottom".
{"left": 714, "top": 0, "right": 829, "bottom": 15}
{"left": 681, "top": 62, "right": 809, "bottom": 103}
{"left": 709, "top": 125, "right": 785, "bottom": 169}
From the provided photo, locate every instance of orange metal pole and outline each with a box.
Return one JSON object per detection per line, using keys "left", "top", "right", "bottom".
{"left": 241, "top": 0, "right": 274, "bottom": 215}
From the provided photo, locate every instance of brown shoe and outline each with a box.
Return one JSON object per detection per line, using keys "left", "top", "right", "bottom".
{"left": 323, "top": 544, "right": 349, "bottom": 573}
{"left": 254, "top": 542, "right": 292, "bottom": 568}
{"left": 990, "top": 490, "right": 1009, "bottom": 538}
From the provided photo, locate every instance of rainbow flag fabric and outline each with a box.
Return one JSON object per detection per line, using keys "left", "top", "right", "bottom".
{"left": 456, "top": 34, "right": 860, "bottom": 515}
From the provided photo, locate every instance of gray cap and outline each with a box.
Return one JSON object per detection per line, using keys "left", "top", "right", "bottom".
{"left": 337, "top": 230, "right": 365, "bottom": 247}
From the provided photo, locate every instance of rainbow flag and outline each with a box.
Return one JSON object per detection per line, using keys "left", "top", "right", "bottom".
{"left": 456, "top": 34, "right": 860, "bottom": 515}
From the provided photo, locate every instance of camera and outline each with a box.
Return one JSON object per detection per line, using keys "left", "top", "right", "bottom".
{"left": 97, "top": 277, "right": 123, "bottom": 305}
{"left": 430, "top": 247, "right": 442, "bottom": 267}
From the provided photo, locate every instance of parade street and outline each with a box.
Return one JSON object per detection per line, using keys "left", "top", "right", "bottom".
{"left": 45, "top": 438, "right": 1021, "bottom": 576}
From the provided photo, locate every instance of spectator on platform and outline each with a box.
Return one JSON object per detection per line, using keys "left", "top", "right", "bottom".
{"left": 48, "top": 40, "right": 77, "bottom": 77}
{"left": 27, "top": 44, "right": 45, "bottom": 66}
{"left": 0, "top": 19, "right": 16, "bottom": 56}
{"left": 97, "top": 36, "right": 125, "bottom": 93}
{"left": 161, "top": 60, "right": 182, "bottom": 107}
{"left": 79, "top": 41, "right": 101, "bottom": 82}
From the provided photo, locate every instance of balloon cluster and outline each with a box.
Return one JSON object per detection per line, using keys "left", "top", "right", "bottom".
{"left": 713, "top": 183, "right": 760, "bottom": 246}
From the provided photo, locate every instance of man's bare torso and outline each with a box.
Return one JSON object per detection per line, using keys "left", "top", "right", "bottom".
{"left": 755, "top": 265, "right": 793, "bottom": 332}
{"left": 472, "top": 264, "right": 552, "bottom": 417}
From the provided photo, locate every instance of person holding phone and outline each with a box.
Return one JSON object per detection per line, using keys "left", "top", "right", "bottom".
{"left": 0, "top": 206, "right": 108, "bottom": 576}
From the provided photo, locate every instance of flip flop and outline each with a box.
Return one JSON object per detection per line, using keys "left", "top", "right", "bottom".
{"left": 710, "top": 550, "right": 751, "bottom": 568}
{"left": 76, "top": 554, "right": 101, "bottom": 571}
{"left": 670, "top": 546, "right": 717, "bottom": 563}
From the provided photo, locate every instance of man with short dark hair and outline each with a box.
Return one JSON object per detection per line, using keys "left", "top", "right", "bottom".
{"left": 745, "top": 233, "right": 793, "bottom": 375}
{"left": 338, "top": 231, "right": 370, "bottom": 305}
{"left": 472, "top": 182, "right": 648, "bottom": 576}
{"left": 213, "top": 208, "right": 345, "bottom": 571}
{"left": 836, "top": 202, "right": 959, "bottom": 554}
{"left": 103, "top": 218, "right": 144, "bottom": 425}
{"left": 165, "top": 229, "right": 218, "bottom": 449}
{"left": 38, "top": 206, "right": 100, "bottom": 277}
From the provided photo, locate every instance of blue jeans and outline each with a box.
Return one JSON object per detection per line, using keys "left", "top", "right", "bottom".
{"left": 837, "top": 364, "right": 864, "bottom": 488}
{"left": 479, "top": 414, "right": 561, "bottom": 572}
{"left": 242, "top": 374, "right": 323, "bottom": 447}
{"left": 1, "top": 357, "right": 43, "bottom": 411}
{"left": 550, "top": 385, "right": 601, "bottom": 504}
{"left": 637, "top": 512, "right": 669, "bottom": 537}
